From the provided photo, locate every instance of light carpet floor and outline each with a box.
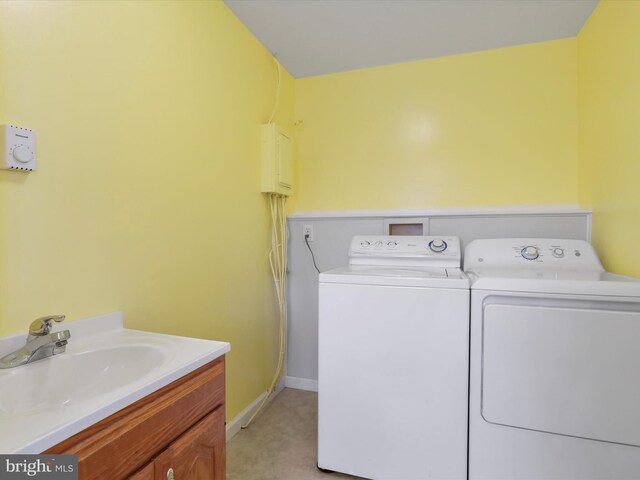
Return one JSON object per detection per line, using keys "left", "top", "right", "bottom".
{"left": 227, "top": 388, "right": 362, "bottom": 480}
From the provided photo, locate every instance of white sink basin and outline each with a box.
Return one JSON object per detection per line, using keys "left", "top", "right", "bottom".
{"left": 0, "top": 312, "right": 230, "bottom": 453}
{"left": 0, "top": 344, "right": 165, "bottom": 415}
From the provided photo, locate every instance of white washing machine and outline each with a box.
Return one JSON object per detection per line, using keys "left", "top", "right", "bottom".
{"left": 465, "top": 238, "right": 640, "bottom": 479}
{"left": 318, "top": 235, "right": 469, "bottom": 480}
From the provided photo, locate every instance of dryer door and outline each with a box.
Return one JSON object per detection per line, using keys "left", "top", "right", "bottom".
{"left": 482, "top": 302, "right": 640, "bottom": 446}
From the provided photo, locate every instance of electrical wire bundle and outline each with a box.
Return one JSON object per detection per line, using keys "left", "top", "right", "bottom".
{"left": 242, "top": 193, "right": 287, "bottom": 428}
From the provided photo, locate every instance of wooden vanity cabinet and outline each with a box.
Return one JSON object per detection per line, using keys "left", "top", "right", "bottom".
{"left": 129, "top": 407, "right": 225, "bottom": 480}
{"left": 45, "top": 356, "right": 226, "bottom": 480}
{"left": 152, "top": 406, "right": 225, "bottom": 479}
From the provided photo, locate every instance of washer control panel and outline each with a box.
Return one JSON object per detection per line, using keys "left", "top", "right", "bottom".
{"left": 464, "top": 238, "right": 604, "bottom": 272}
{"left": 349, "top": 235, "right": 461, "bottom": 267}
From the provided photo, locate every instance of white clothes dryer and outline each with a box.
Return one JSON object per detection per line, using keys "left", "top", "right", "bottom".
{"left": 318, "top": 235, "right": 469, "bottom": 480}
{"left": 465, "top": 238, "right": 640, "bottom": 480}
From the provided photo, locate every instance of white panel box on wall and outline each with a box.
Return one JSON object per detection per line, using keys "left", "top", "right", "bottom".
{"left": 261, "top": 123, "right": 293, "bottom": 196}
{"left": 1, "top": 124, "right": 36, "bottom": 172}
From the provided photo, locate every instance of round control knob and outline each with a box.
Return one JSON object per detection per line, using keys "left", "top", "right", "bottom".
{"left": 12, "top": 145, "right": 32, "bottom": 163}
{"left": 374, "top": 241, "right": 383, "bottom": 247}
{"left": 521, "top": 246, "right": 539, "bottom": 260}
{"left": 552, "top": 248, "right": 565, "bottom": 258}
{"left": 428, "top": 239, "right": 447, "bottom": 253}
{"left": 387, "top": 241, "right": 397, "bottom": 248}
{"left": 360, "top": 241, "right": 370, "bottom": 248}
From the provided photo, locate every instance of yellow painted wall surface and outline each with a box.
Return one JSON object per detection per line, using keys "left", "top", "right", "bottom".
{"left": 293, "top": 39, "right": 578, "bottom": 212}
{"left": 1, "top": 0, "right": 634, "bottom": 425}
{"left": 0, "top": 1, "right": 294, "bottom": 421}
{"left": 578, "top": 0, "right": 640, "bottom": 277}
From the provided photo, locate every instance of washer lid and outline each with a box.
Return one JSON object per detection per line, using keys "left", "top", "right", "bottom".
{"left": 319, "top": 265, "right": 469, "bottom": 289}
{"left": 468, "top": 269, "right": 640, "bottom": 297}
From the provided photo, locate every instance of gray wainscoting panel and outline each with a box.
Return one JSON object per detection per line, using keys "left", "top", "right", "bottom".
{"left": 287, "top": 218, "right": 383, "bottom": 380}
{"left": 286, "top": 211, "right": 590, "bottom": 383}
{"left": 429, "top": 215, "right": 590, "bottom": 248}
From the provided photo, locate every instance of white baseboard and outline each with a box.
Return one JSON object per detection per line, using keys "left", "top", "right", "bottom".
{"left": 285, "top": 375, "right": 318, "bottom": 392}
{"left": 226, "top": 377, "right": 286, "bottom": 442}
{"left": 273, "top": 375, "right": 287, "bottom": 397}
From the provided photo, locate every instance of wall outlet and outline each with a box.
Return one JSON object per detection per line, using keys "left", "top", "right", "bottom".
{"left": 303, "top": 224, "right": 314, "bottom": 242}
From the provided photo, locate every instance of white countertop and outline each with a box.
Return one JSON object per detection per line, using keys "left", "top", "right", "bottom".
{"left": 0, "top": 312, "right": 230, "bottom": 454}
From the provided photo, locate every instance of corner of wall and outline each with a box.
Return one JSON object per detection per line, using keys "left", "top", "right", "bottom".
{"left": 574, "top": 0, "right": 640, "bottom": 275}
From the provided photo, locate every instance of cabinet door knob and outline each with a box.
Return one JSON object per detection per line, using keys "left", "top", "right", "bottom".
{"left": 166, "top": 468, "right": 174, "bottom": 480}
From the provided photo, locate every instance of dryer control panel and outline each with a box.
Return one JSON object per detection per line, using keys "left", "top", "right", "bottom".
{"left": 464, "top": 238, "right": 604, "bottom": 272}
{"left": 349, "top": 235, "right": 461, "bottom": 267}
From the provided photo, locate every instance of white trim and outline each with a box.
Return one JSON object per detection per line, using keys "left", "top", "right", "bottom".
{"left": 226, "top": 392, "right": 267, "bottom": 442}
{"left": 273, "top": 375, "right": 287, "bottom": 397}
{"left": 288, "top": 204, "right": 591, "bottom": 220}
{"left": 226, "top": 377, "right": 286, "bottom": 442}
{"left": 285, "top": 375, "right": 318, "bottom": 392}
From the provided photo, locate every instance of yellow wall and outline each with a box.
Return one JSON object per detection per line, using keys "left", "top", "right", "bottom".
{"left": 293, "top": 39, "right": 578, "bottom": 212}
{"left": 0, "top": 1, "right": 295, "bottom": 421}
{"left": 578, "top": 0, "right": 640, "bottom": 277}
{"left": 0, "top": 0, "right": 636, "bottom": 425}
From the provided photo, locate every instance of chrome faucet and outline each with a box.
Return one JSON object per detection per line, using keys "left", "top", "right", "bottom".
{"left": 0, "top": 315, "right": 71, "bottom": 369}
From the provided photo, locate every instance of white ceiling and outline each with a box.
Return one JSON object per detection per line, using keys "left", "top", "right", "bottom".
{"left": 224, "top": 0, "right": 598, "bottom": 78}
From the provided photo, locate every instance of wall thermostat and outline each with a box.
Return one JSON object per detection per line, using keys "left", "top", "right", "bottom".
{"left": 1, "top": 124, "right": 36, "bottom": 172}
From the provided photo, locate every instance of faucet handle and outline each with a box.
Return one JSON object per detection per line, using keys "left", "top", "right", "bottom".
{"left": 29, "top": 315, "right": 66, "bottom": 336}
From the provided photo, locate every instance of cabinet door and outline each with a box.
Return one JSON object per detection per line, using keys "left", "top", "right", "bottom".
{"left": 154, "top": 407, "right": 225, "bottom": 480}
